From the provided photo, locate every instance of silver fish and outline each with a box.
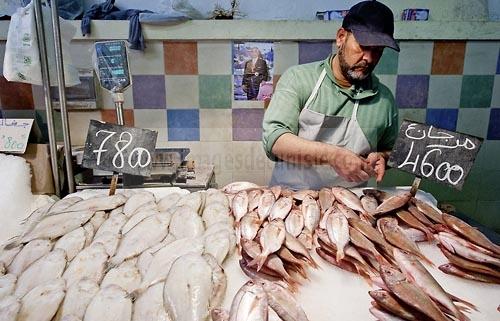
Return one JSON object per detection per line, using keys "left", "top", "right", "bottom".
{"left": 232, "top": 191, "right": 249, "bottom": 222}
{"left": 206, "top": 189, "right": 230, "bottom": 208}
{"left": 63, "top": 243, "right": 109, "bottom": 288}
{"left": 285, "top": 209, "right": 304, "bottom": 238}
{"left": 177, "top": 191, "right": 206, "bottom": 214}
{"left": 0, "top": 274, "right": 16, "bottom": 300}
{"left": 123, "top": 192, "right": 156, "bottom": 217}
{"left": 202, "top": 202, "right": 232, "bottom": 227}
{"left": 222, "top": 181, "right": 260, "bottom": 194}
{"left": 203, "top": 253, "right": 227, "bottom": 311}
{"left": 54, "top": 227, "right": 86, "bottom": 261}
{"left": 248, "top": 189, "right": 263, "bottom": 211}
{"left": 360, "top": 195, "right": 378, "bottom": 213}
{"left": 331, "top": 187, "right": 366, "bottom": 214}
{"left": 84, "top": 285, "right": 132, "bottom": 321}
{"left": 157, "top": 192, "right": 182, "bottom": 212}
{"left": 101, "top": 259, "right": 141, "bottom": 294}
{"left": 169, "top": 206, "right": 204, "bottom": 239}
{"left": 257, "top": 190, "right": 276, "bottom": 222}
{"left": 0, "top": 295, "right": 21, "bottom": 321}
{"left": 17, "top": 279, "right": 66, "bottom": 321}
{"left": 132, "top": 282, "right": 169, "bottom": 321}
{"left": 55, "top": 278, "right": 99, "bottom": 321}
{"left": 250, "top": 219, "right": 286, "bottom": 271}
{"left": 47, "top": 196, "right": 83, "bottom": 215}
{"left": 258, "top": 279, "right": 309, "bottom": 321}
{"left": 122, "top": 208, "right": 160, "bottom": 235}
{"left": 65, "top": 194, "right": 127, "bottom": 212}
{"left": 240, "top": 211, "right": 262, "bottom": 241}
{"left": 438, "top": 233, "right": 500, "bottom": 267}
{"left": 270, "top": 196, "right": 293, "bottom": 220}
{"left": 15, "top": 249, "right": 67, "bottom": 298}
{"left": 326, "top": 212, "right": 350, "bottom": 261}
{"left": 228, "top": 281, "right": 268, "bottom": 321}
{"left": 95, "top": 213, "right": 127, "bottom": 239}
{"left": 318, "top": 188, "right": 335, "bottom": 212}
{"left": 8, "top": 239, "right": 53, "bottom": 275}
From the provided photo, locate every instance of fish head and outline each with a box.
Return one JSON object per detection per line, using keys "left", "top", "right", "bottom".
{"left": 379, "top": 265, "right": 406, "bottom": 283}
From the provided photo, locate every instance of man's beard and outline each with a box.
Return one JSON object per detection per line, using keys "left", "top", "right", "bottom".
{"left": 338, "top": 45, "right": 374, "bottom": 84}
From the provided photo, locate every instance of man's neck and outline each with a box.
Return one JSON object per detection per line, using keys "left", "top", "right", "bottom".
{"left": 331, "top": 55, "right": 352, "bottom": 88}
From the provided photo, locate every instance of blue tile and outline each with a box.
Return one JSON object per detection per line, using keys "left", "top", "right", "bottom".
{"left": 487, "top": 108, "right": 500, "bottom": 140}
{"left": 426, "top": 108, "right": 458, "bottom": 131}
{"left": 132, "top": 75, "right": 166, "bottom": 109}
{"left": 395, "top": 75, "right": 429, "bottom": 108}
{"left": 298, "top": 41, "right": 333, "bottom": 64}
{"left": 167, "top": 109, "right": 199, "bottom": 141}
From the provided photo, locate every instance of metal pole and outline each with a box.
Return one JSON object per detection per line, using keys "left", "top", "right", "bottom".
{"left": 108, "top": 92, "right": 125, "bottom": 195}
{"left": 50, "top": 0, "right": 75, "bottom": 193}
{"left": 33, "top": 0, "right": 60, "bottom": 196}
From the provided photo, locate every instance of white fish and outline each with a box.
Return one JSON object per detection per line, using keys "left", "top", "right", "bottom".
{"left": 132, "top": 282, "right": 169, "bottom": 321}
{"left": 21, "top": 210, "right": 96, "bottom": 243}
{"left": 47, "top": 196, "right": 83, "bottom": 215}
{"left": 123, "top": 192, "right": 156, "bottom": 217}
{"left": 248, "top": 189, "right": 263, "bottom": 211}
{"left": 204, "top": 230, "right": 234, "bottom": 265}
{"left": 109, "top": 205, "right": 124, "bottom": 217}
{"left": 61, "top": 315, "right": 82, "bottom": 321}
{"left": 250, "top": 219, "right": 286, "bottom": 271}
{"left": 82, "top": 223, "right": 95, "bottom": 247}
{"left": 157, "top": 192, "right": 182, "bottom": 212}
{"left": 122, "top": 208, "right": 160, "bottom": 235}
{"left": 240, "top": 211, "right": 261, "bottom": 241}
{"left": 222, "top": 181, "right": 260, "bottom": 194}
{"left": 55, "top": 278, "right": 99, "bottom": 321}
{"left": 0, "top": 274, "right": 16, "bottom": 300}
{"left": 169, "top": 206, "right": 204, "bottom": 239}
{"left": 54, "top": 227, "right": 86, "bottom": 261}
{"left": 0, "top": 295, "right": 21, "bottom": 321}
{"left": 19, "top": 202, "right": 55, "bottom": 236}
{"left": 109, "top": 213, "right": 171, "bottom": 267}
{"left": 269, "top": 196, "right": 293, "bottom": 220}
{"left": 301, "top": 196, "right": 320, "bottom": 232}
{"left": 318, "top": 188, "right": 335, "bottom": 213}
{"left": 136, "top": 235, "right": 176, "bottom": 279}
{"left": 84, "top": 285, "right": 132, "bottom": 321}
{"left": 202, "top": 202, "right": 232, "bottom": 227}
{"left": 285, "top": 209, "right": 304, "bottom": 238}
{"left": 63, "top": 243, "right": 109, "bottom": 288}
{"left": 0, "top": 262, "right": 4, "bottom": 276}
{"left": 232, "top": 191, "right": 249, "bottom": 222}
{"left": 15, "top": 249, "right": 67, "bottom": 298}
{"left": 0, "top": 244, "right": 22, "bottom": 267}
{"left": 163, "top": 253, "right": 213, "bottom": 321}
{"left": 258, "top": 279, "right": 309, "bottom": 321}
{"left": 89, "top": 211, "right": 107, "bottom": 231}
{"left": 101, "top": 259, "right": 141, "bottom": 294}
{"left": 228, "top": 281, "right": 268, "bottom": 321}
{"left": 257, "top": 190, "right": 276, "bottom": 222}
{"left": 65, "top": 194, "right": 127, "bottom": 212}
{"left": 326, "top": 212, "right": 350, "bottom": 261}
{"left": 95, "top": 213, "right": 128, "bottom": 239}
{"left": 17, "top": 279, "right": 65, "bottom": 321}
{"left": 133, "top": 237, "right": 205, "bottom": 297}
{"left": 206, "top": 189, "right": 230, "bottom": 208}
{"left": 203, "top": 253, "right": 227, "bottom": 311}
{"left": 8, "top": 239, "right": 53, "bottom": 275}
{"left": 177, "top": 192, "right": 206, "bottom": 214}
{"left": 91, "top": 231, "right": 121, "bottom": 257}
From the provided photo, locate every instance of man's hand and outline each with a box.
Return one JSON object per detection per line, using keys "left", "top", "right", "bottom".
{"left": 365, "top": 152, "right": 387, "bottom": 182}
{"left": 328, "top": 147, "right": 375, "bottom": 182}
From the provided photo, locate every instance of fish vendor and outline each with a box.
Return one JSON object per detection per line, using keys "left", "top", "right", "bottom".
{"left": 263, "top": 0, "right": 400, "bottom": 190}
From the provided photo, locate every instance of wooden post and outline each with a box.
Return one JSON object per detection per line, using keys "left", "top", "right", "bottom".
{"left": 409, "top": 176, "right": 421, "bottom": 196}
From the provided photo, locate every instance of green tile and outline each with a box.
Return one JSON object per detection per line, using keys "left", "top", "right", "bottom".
{"left": 460, "top": 75, "right": 494, "bottom": 108}
{"left": 374, "top": 48, "right": 399, "bottom": 75}
{"left": 397, "top": 109, "right": 427, "bottom": 127}
{"left": 475, "top": 201, "right": 500, "bottom": 233}
{"left": 449, "top": 200, "right": 477, "bottom": 219}
{"left": 199, "top": 75, "right": 232, "bottom": 109}
{"left": 474, "top": 140, "right": 500, "bottom": 171}
{"left": 456, "top": 108, "right": 490, "bottom": 139}
{"left": 477, "top": 170, "right": 500, "bottom": 201}
{"left": 397, "top": 41, "right": 433, "bottom": 75}
{"left": 428, "top": 76, "right": 462, "bottom": 108}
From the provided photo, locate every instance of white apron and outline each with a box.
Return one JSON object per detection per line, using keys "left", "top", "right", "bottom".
{"left": 270, "top": 69, "right": 372, "bottom": 190}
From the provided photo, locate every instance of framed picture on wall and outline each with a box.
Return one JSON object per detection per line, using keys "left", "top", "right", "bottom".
{"left": 232, "top": 41, "right": 274, "bottom": 101}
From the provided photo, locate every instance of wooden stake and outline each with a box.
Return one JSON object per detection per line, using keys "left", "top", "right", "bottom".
{"left": 410, "top": 177, "right": 421, "bottom": 196}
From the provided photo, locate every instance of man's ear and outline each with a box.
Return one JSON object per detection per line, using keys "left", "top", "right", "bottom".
{"left": 336, "top": 28, "right": 348, "bottom": 48}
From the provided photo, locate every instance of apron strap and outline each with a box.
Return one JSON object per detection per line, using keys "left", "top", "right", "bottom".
{"left": 304, "top": 69, "right": 327, "bottom": 109}
{"left": 352, "top": 100, "right": 360, "bottom": 122}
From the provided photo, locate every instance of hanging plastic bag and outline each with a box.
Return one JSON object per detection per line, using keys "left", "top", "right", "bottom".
{"left": 3, "top": 1, "right": 80, "bottom": 87}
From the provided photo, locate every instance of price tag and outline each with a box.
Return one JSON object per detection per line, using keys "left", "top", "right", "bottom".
{"left": 94, "top": 40, "right": 131, "bottom": 92}
{"left": 388, "top": 120, "right": 482, "bottom": 190}
{"left": 0, "top": 119, "right": 34, "bottom": 154}
{"left": 82, "top": 120, "right": 158, "bottom": 177}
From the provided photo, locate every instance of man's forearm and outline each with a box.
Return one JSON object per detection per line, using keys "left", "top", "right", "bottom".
{"left": 271, "top": 133, "right": 337, "bottom": 165}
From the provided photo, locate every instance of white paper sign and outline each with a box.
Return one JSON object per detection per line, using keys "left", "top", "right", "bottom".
{"left": 0, "top": 118, "right": 34, "bottom": 154}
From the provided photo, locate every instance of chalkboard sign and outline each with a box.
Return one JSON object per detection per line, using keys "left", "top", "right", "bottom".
{"left": 82, "top": 120, "right": 157, "bottom": 176}
{"left": 0, "top": 119, "right": 34, "bottom": 154}
{"left": 388, "top": 120, "right": 482, "bottom": 190}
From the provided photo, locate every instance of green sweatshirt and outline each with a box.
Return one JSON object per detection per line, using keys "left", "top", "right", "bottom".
{"left": 262, "top": 54, "right": 399, "bottom": 161}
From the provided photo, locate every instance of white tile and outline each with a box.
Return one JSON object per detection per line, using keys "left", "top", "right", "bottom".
{"left": 199, "top": 109, "right": 232, "bottom": 142}
{"left": 191, "top": 142, "right": 234, "bottom": 172}
{"left": 133, "top": 109, "right": 167, "bottom": 128}
{"left": 491, "top": 75, "right": 500, "bottom": 107}
{"left": 428, "top": 75, "right": 462, "bottom": 108}
{"left": 274, "top": 41, "right": 299, "bottom": 74}
{"left": 214, "top": 170, "right": 233, "bottom": 188}
{"left": 151, "top": 127, "right": 168, "bottom": 145}
{"left": 68, "top": 111, "right": 102, "bottom": 145}
{"left": 232, "top": 170, "right": 266, "bottom": 186}
{"left": 128, "top": 41, "right": 165, "bottom": 75}
{"left": 397, "top": 41, "right": 433, "bottom": 75}
{"left": 377, "top": 75, "right": 397, "bottom": 96}
{"left": 198, "top": 41, "right": 232, "bottom": 75}
{"left": 232, "top": 99, "right": 265, "bottom": 109}
{"left": 463, "top": 41, "right": 500, "bottom": 75}
{"left": 165, "top": 75, "right": 199, "bottom": 108}
{"left": 231, "top": 141, "right": 268, "bottom": 173}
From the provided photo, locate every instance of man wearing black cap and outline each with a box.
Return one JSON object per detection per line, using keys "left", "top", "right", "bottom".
{"left": 263, "top": 0, "right": 400, "bottom": 190}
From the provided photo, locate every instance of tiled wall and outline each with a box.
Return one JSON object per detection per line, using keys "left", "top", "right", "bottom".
{"left": 1, "top": 39, "right": 499, "bottom": 231}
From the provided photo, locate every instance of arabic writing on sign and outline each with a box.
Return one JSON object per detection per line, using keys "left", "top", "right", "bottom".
{"left": 404, "top": 124, "right": 477, "bottom": 150}
{"left": 0, "top": 119, "right": 32, "bottom": 128}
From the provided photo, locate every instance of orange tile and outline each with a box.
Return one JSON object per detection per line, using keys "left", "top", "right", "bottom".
{"left": 0, "top": 77, "right": 34, "bottom": 109}
{"left": 431, "top": 41, "right": 466, "bottom": 75}
{"left": 100, "top": 109, "right": 134, "bottom": 127}
{"left": 164, "top": 41, "right": 198, "bottom": 75}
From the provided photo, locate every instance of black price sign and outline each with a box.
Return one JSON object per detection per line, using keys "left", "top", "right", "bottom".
{"left": 82, "top": 120, "right": 158, "bottom": 176}
{"left": 95, "top": 41, "right": 131, "bottom": 92}
{"left": 388, "top": 120, "right": 482, "bottom": 190}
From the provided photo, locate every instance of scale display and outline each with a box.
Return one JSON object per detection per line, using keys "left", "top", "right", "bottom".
{"left": 94, "top": 41, "right": 131, "bottom": 92}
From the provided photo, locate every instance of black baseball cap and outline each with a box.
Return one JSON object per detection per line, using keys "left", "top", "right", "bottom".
{"left": 342, "top": 1, "right": 400, "bottom": 51}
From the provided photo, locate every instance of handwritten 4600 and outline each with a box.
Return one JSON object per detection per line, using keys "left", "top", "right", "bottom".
{"left": 93, "top": 130, "right": 151, "bottom": 169}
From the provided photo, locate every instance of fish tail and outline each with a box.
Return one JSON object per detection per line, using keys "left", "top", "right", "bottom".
{"left": 447, "top": 292, "right": 478, "bottom": 311}
{"left": 336, "top": 248, "right": 345, "bottom": 262}
{"left": 418, "top": 253, "right": 435, "bottom": 267}
{"left": 248, "top": 253, "right": 267, "bottom": 272}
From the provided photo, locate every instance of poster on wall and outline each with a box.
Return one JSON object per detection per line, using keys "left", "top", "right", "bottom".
{"left": 233, "top": 41, "right": 274, "bottom": 101}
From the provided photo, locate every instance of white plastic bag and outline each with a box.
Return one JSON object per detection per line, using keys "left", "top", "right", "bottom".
{"left": 3, "top": 1, "right": 80, "bottom": 87}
